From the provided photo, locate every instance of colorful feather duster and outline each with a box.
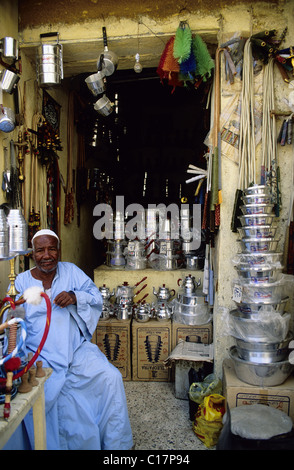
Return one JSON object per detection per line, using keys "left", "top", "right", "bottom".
{"left": 173, "top": 22, "right": 192, "bottom": 64}
{"left": 192, "top": 34, "right": 215, "bottom": 81}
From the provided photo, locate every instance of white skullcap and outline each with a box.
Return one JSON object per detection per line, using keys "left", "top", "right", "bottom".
{"left": 32, "top": 229, "right": 59, "bottom": 244}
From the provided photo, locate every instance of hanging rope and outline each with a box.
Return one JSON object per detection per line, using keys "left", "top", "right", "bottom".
{"left": 238, "top": 39, "right": 256, "bottom": 189}
{"left": 64, "top": 91, "right": 75, "bottom": 225}
{"left": 262, "top": 57, "right": 276, "bottom": 172}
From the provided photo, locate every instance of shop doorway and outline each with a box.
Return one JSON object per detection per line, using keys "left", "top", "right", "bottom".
{"left": 76, "top": 67, "right": 213, "bottom": 268}
{"left": 81, "top": 68, "right": 211, "bottom": 205}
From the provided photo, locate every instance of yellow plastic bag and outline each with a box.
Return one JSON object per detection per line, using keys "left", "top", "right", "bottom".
{"left": 192, "top": 394, "right": 225, "bottom": 448}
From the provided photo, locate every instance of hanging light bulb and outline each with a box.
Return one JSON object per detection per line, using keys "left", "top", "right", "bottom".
{"left": 134, "top": 21, "right": 143, "bottom": 73}
{"left": 134, "top": 53, "right": 143, "bottom": 73}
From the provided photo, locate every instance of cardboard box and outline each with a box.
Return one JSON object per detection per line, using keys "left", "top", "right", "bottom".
{"left": 172, "top": 321, "right": 213, "bottom": 349}
{"left": 132, "top": 319, "right": 171, "bottom": 381}
{"left": 223, "top": 358, "right": 294, "bottom": 421}
{"left": 164, "top": 341, "right": 214, "bottom": 399}
{"left": 94, "top": 318, "right": 132, "bottom": 381}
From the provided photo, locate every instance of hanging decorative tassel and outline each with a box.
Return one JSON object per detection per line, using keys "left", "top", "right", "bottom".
{"left": 173, "top": 21, "right": 192, "bottom": 64}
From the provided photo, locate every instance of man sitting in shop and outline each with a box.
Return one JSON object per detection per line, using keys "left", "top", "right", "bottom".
{"left": 4, "top": 229, "right": 133, "bottom": 450}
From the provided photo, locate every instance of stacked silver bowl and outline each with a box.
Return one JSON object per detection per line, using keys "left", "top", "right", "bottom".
{"left": 229, "top": 184, "right": 294, "bottom": 386}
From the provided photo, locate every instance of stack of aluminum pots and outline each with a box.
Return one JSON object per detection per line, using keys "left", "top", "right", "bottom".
{"left": 124, "top": 240, "right": 147, "bottom": 270}
{"left": 229, "top": 184, "right": 294, "bottom": 386}
{"left": 172, "top": 275, "right": 212, "bottom": 325}
{"left": 36, "top": 32, "right": 63, "bottom": 87}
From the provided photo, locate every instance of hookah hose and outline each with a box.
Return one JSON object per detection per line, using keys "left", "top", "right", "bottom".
{"left": 0, "top": 291, "right": 52, "bottom": 382}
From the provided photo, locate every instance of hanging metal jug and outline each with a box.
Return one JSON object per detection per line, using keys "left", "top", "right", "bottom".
{"left": 36, "top": 32, "right": 63, "bottom": 87}
{"left": 0, "top": 209, "right": 9, "bottom": 258}
{"left": 7, "top": 209, "right": 28, "bottom": 253}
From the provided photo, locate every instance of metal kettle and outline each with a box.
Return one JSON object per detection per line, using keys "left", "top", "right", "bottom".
{"left": 99, "top": 284, "right": 114, "bottom": 301}
{"left": 153, "top": 284, "right": 175, "bottom": 302}
{"left": 134, "top": 303, "right": 153, "bottom": 323}
{"left": 177, "top": 275, "right": 201, "bottom": 294}
{"left": 154, "top": 302, "right": 172, "bottom": 321}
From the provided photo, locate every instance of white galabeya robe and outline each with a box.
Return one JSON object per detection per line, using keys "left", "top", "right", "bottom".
{"left": 6, "top": 262, "right": 133, "bottom": 450}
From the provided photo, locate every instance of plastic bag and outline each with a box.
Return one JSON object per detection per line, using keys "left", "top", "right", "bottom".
{"left": 189, "top": 373, "right": 222, "bottom": 404}
{"left": 192, "top": 394, "right": 226, "bottom": 448}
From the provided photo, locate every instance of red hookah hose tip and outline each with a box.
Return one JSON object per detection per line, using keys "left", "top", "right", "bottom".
{"left": 4, "top": 357, "right": 21, "bottom": 372}
{"left": 3, "top": 402, "right": 10, "bottom": 420}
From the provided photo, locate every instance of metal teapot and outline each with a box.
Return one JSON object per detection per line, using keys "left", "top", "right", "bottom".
{"left": 177, "top": 275, "right": 206, "bottom": 306}
{"left": 153, "top": 284, "right": 175, "bottom": 302}
{"left": 134, "top": 303, "right": 153, "bottom": 323}
{"left": 154, "top": 302, "right": 172, "bottom": 322}
{"left": 115, "top": 303, "right": 132, "bottom": 321}
{"left": 99, "top": 284, "right": 114, "bottom": 301}
{"left": 100, "top": 303, "right": 113, "bottom": 320}
{"left": 177, "top": 275, "right": 201, "bottom": 294}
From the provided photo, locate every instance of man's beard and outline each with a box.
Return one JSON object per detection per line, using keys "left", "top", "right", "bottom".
{"left": 37, "top": 261, "right": 58, "bottom": 273}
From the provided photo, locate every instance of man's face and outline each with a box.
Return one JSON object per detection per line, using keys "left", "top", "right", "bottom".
{"left": 32, "top": 235, "right": 59, "bottom": 273}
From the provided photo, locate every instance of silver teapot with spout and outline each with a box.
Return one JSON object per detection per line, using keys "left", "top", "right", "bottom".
{"left": 115, "top": 303, "right": 132, "bottom": 321}
{"left": 134, "top": 303, "right": 153, "bottom": 323}
{"left": 178, "top": 275, "right": 200, "bottom": 294}
{"left": 99, "top": 284, "right": 114, "bottom": 320}
{"left": 153, "top": 302, "right": 173, "bottom": 321}
{"left": 153, "top": 284, "right": 175, "bottom": 302}
{"left": 99, "top": 284, "right": 114, "bottom": 301}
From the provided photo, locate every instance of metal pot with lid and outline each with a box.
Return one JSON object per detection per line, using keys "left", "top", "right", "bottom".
{"left": 115, "top": 277, "right": 147, "bottom": 305}
{"left": 115, "top": 282, "right": 135, "bottom": 304}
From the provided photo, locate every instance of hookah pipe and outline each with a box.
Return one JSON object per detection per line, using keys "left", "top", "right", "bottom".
{"left": 0, "top": 313, "right": 26, "bottom": 419}
{"left": 0, "top": 287, "right": 52, "bottom": 419}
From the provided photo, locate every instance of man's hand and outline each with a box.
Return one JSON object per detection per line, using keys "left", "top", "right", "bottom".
{"left": 54, "top": 291, "right": 76, "bottom": 308}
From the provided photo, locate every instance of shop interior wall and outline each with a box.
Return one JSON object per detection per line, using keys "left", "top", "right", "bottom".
{"left": 213, "top": 1, "right": 294, "bottom": 376}
{"left": 0, "top": 0, "right": 95, "bottom": 299}
{"left": 0, "top": 0, "right": 19, "bottom": 296}
{"left": 0, "top": 0, "right": 293, "bottom": 378}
